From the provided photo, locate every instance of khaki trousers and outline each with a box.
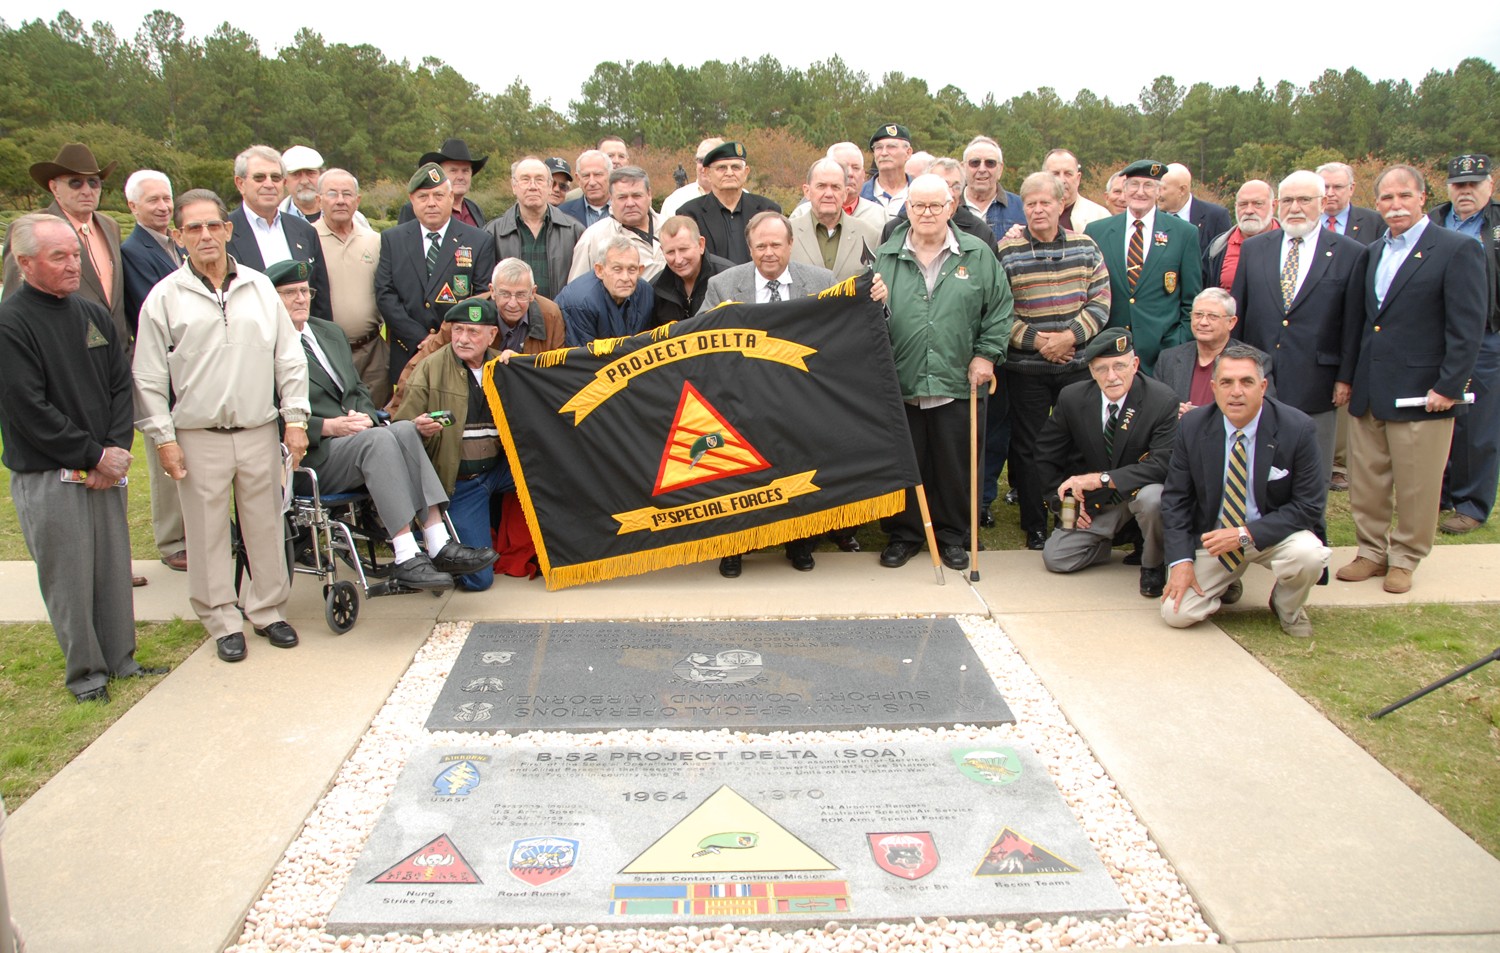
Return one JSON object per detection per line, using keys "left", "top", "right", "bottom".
{"left": 176, "top": 424, "right": 291, "bottom": 639}
{"left": 1161, "top": 530, "right": 1330, "bottom": 628}
{"left": 1347, "top": 412, "right": 1453, "bottom": 570}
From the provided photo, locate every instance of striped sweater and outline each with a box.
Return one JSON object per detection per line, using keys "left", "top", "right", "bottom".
{"left": 996, "top": 228, "right": 1111, "bottom": 375}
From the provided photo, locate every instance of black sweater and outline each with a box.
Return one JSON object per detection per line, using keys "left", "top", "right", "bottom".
{"left": 0, "top": 283, "right": 134, "bottom": 472}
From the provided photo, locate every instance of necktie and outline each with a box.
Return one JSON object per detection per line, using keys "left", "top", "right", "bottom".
{"left": 1127, "top": 220, "right": 1144, "bottom": 292}
{"left": 1280, "top": 237, "right": 1302, "bottom": 310}
{"left": 302, "top": 332, "right": 342, "bottom": 390}
{"left": 1103, "top": 402, "right": 1119, "bottom": 457}
{"left": 426, "top": 231, "right": 441, "bottom": 276}
{"left": 766, "top": 279, "right": 781, "bottom": 303}
{"left": 1325, "top": 216, "right": 1337, "bottom": 233}
{"left": 1218, "top": 431, "right": 1249, "bottom": 571}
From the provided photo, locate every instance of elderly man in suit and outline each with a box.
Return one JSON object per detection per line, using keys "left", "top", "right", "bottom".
{"left": 397, "top": 139, "right": 489, "bottom": 228}
{"left": 1337, "top": 165, "right": 1487, "bottom": 594}
{"left": 1232, "top": 170, "right": 1366, "bottom": 481}
{"left": 1156, "top": 289, "right": 1250, "bottom": 418}
{"left": 1317, "top": 162, "right": 1386, "bottom": 245}
{"left": 1159, "top": 163, "right": 1233, "bottom": 257}
{"left": 1085, "top": 160, "right": 1203, "bottom": 374}
{"left": 377, "top": 163, "right": 497, "bottom": 386}
{"left": 266, "top": 259, "right": 495, "bottom": 592}
{"left": 3, "top": 144, "right": 128, "bottom": 351}
{"left": 1036, "top": 330, "right": 1179, "bottom": 597}
{"left": 224, "top": 144, "right": 332, "bottom": 321}
{"left": 698, "top": 212, "right": 834, "bottom": 315}
{"left": 680, "top": 142, "right": 783, "bottom": 265}
{"left": 1160, "top": 343, "right": 1330, "bottom": 637}
{"left": 790, "top": 158, "right": 879, "bottom": 282}
{"left": 694, "top": 211, "right": 835, "bottom": 578}
{"left": 119, "top": 169, "right": 189, "bottom": 574}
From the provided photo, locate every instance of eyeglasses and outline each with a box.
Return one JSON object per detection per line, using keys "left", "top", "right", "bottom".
{"left": 276, "top": 287, "right": 316, "bottom": 300}
{"left": 711, "top": 162, "right": 746, "bottom": 173}
{"left": 1279, "top": 195, "right": 1321, "bottom": 206}
{"left": 248, "top": 172, "right": 285, "bottom": 183}
{"left": 1089, "top": 360, "right": 1135, "bottom": 377}
{"left": 966, "top": 158, "right": 1000, "bottom": 169}
{"left": 1190, "top": 310, "right": 1229, "bottom": 320}
{"left": 65, "top": 177, "right": 102, "bottom": 190}
{"left": 322, "top": 190, "right": 358, "bottom": 200}
{"left": 1124, "top": 181, "right": 1159, "bottom": 193}
{"left": 493, "top": 290, "right": 534, "bottom": 303}
{"left": 179, "top": 220, "right": 228, "bottom": 235}
{"left": 908, "top": 202, "right": 950, "bottom": 216}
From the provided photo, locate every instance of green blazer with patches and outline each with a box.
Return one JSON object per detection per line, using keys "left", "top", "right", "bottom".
{"left": 1085, "top": 212, "right": 1203, "bottom": 375}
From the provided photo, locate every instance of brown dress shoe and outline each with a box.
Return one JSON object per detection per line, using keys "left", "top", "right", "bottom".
{"left": 161, "top": 550, "right": 187, "bottom": 571}
{"left": 1383, "top": 567, "right": 1414, "bottom": 593}
{"left": 131, "top": 575, "right": 148, "bottom": 587}
{"left": 1335, "top": 556, "right": 1387, "bottom": 582}
{"left": 1439, "top": 513, "right": 1482, "bottom": 534}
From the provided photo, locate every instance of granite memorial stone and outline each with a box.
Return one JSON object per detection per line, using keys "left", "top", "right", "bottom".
{"left": 426, "top": 619, "right": 1012, "bottom": 732}
{"left": 326, "top": 739, "right": 1126, "bottom": 932}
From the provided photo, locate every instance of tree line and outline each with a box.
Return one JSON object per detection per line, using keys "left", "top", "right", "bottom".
{"left": 2, "top": 10, "right": 1496, "bottom": 210}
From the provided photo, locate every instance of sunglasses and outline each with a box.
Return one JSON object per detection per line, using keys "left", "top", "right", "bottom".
{"left": 966, "top": 159, "right": 1000, "bottom": 169}
{"left": 66, "top": 177, "right": 103, "bottom": 190}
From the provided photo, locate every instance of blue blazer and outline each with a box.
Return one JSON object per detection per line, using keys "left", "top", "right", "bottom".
{"left": 225, "top": 206, "right": 333, "bottom": 321}
{"left": 120, "top": 225, "right": 178, "bottom": 337}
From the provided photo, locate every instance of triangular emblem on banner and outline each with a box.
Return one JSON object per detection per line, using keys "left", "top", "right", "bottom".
{"left": 620, "top": 785, "right": 836, "bottom": 874}
{"left": 652, "top": 381, "right": 770, "bottom": 496}
{"left": 369, "top": 833, "right": 482, "bottom": 884}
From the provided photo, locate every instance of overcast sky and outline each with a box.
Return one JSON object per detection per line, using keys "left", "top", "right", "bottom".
{"left": 33, "top": 2, "right": 1500, "bottom": 118}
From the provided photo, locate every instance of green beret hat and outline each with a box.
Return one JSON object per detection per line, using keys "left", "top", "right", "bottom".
{"left": 1121, "top": 159, "right": 1167, "bottom": 180}
{"left": 702, "top": 141, "right": 747, "bottom": 166}
{"left": 265, "top": 259, "right": 312, "bottom": 287}
{"left": 444, "top": 296, "right": 499, "bottom": 326}
{"left": 1080, "top": 329, "right": 1134, "bottom": 364}
{"left": 408, "top": 162, "right": 448, "bottom": 194}
{"left": 869, "top": 123, "right": 911, "bottom": 148}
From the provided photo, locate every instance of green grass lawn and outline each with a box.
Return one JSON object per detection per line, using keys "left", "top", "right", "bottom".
{"left": 1219, "top": 604, "right": 1500, "bottom": 858}
{"left": 0, "top": 619, "right": 209, "bottom": 809}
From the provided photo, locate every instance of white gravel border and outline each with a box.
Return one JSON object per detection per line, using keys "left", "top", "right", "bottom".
{"left": 226, "top": 616, "right": 1219, "bottom": 951}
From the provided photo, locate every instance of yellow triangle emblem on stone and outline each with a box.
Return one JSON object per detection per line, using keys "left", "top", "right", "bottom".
{"left": 652, "top": 381, "right": 770, "bottom": 496}
{"left": 620, "top": 785, "right": 837, "bottom": 874}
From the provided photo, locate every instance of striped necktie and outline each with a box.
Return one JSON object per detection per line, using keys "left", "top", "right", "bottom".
{"left": 1103, "top": 402, "right": 1119, "bottom": 458}
{"left": 426, "top": 231, "right": 441, "bottom": 276}
{"left": 1280, "top": 237, "right": 1302, "bottom": 310}
{"left": 1218, "top": 430, "right": 1249, "bottom": 571}
{"left": 1127, "top": 220, "right": 1144, "bottom": 292}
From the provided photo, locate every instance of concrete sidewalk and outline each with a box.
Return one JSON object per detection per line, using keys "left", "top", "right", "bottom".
{"left": 2, "top": 545, "right": 1498, "bottom": 952}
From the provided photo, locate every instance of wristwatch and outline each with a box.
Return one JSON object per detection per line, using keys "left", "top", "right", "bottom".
{"left": 1099, "top": 472, "right": 1112, "bottom": 487}
{"left": 1238, "top": 528, "right": 1253, "bottom": 550}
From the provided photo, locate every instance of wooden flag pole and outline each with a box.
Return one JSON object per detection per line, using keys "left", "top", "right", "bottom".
{"left": 914, "top": 484, "right": 944, "bottom": 585}
{"left": 969, "top": 383, "right": 980, "bottom": 582}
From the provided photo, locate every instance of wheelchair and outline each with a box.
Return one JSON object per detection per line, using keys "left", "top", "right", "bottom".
{"left": 232, "top": 437, "right": 460, "bottom": 635}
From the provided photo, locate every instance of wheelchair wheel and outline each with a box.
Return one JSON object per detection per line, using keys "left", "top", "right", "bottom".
{"left": 324, "top": 580, "right": 359, "bottom": 634}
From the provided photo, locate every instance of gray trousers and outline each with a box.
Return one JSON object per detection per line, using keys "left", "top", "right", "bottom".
{"left": 147, "top": 455, "right": 185, "bottom": 556}
{"left": 1042, "top": 483, "right": 1164, "bottom": 572}
{"left": 12, "top": 470, "right": 139, "bottom": 696}
{"left": 1308, "top": 409, "right": 1336, "bottom": 484}
{"left": 313, "top": 420, "right": 448, "bottom": 534}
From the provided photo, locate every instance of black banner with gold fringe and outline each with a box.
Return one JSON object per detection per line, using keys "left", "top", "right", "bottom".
{"left": 483, "top": 272, "right": 921, "bottom": 589}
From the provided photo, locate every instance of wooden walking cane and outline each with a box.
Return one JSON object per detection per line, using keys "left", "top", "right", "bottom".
{"left": 913, "top": 485, "right": 945, "bottom": 585}
{"left": 969, "top": 378, "right": 997, "bottom": 582}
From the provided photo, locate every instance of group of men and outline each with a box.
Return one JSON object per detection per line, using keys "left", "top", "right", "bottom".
{"left": 1, "top": 122, "right": 1494, "bottom": 701}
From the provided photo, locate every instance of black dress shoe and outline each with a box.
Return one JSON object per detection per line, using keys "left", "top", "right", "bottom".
{"left": 828, "top": 531, "right": 861, "bottom": 553}
{"left": 979, "top": 509, "right": 995, "bottom": 528}
{"left": 785, "top": 545, "right": 815, "bottom": 572}
{"left": 253, "top": 621, "right": 299, "bottom": 648}
{"left": 1123, "top": 542, "right": 1144, "bottom": 566}
{"left": 430, "top": 541, "right": 498, "bottom": 575}
{"left": 1026, "top": 529, "right": 1047, "bottom": 551}
{"left": 1004, "top": 487, "right": 1019, "bottom": 505}
{"left": 75, "top": 685, "right": 110, "bottom": 703}
{"left": 718, "top": 555, "right": 742, "bottom": 578}
{"left": 1221, "top": 578, "right": 1244, "bottom": 605}
{"left": 939, "top": 544, "right": 969, "bottom": 571}
{"left": 393, "top": 552, "right": 456, "bottom": 591}
{"left": 1139, "top": 565, "right": 1166, "bottom": 598}
{"left": 879, "top": 541, "right": 922, "bottom": 568}
{"left": 114, "top": 665, "right": 170, "bottom": 679}
{"left": 217, "top": 633, "right": 247, "bottom": 662}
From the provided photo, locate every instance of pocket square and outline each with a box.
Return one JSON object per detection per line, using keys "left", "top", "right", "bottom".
{"left": 1269, "top": 466, "right": 1290, "bottom": 481}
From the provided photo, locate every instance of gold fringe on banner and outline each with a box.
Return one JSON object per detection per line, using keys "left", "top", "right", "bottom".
{"left": 817, "top": 275, "right": 859, "bottom": 298}
{"left": 482, "top": 359, "right": 556, "bottom": 580}
{"left": 540, "top": 490, "right": 907, "bottom": 590}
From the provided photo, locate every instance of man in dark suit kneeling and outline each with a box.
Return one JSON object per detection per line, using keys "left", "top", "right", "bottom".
{"left": 1160, "top": 342, "right": 1330, "bottom": 637}
{"left": 267, "top": 260, "right": 496, "bottom": 593}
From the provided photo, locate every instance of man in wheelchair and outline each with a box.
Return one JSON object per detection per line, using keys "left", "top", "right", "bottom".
{"left": 267, "top": 260, "right": 496, "bottom": 591}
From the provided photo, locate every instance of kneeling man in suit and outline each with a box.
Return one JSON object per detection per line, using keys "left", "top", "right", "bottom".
{"left": 1160, "top": 342, "right": 1330, "bottom": 637}
{"left": 268, "top": 260, "right": 496, "bottom": 593}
